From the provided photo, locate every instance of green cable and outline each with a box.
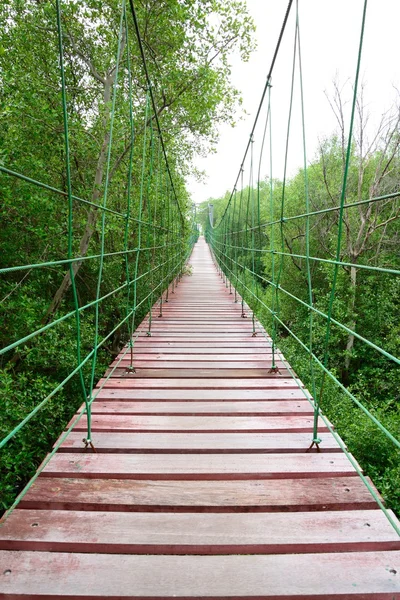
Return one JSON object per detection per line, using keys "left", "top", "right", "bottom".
{"left": 255, "top": 93, "right": 272, "bottom": 344}
{"left": 232, "top": 186, "right": 239, "bottom": 302}
{"left": 164, "top": 175, "right": 171, "bottom": 304}
{"left": 87, "top": 1, "right": 126, "bottom": 447}
{"left": 250, "top": 319, "right": 400, "bottom": 537}
{"left": 249, "top": 135, "right": 257, "bottom": 334}
{"left": 239, "top": 169, "right": 246, "bottom": 317}
{"left": 224, "top": 247, "right": 400, "bottom": 277}
{"left": 129, "top": 90, "right": 151, "bottom": 366}
{"left": 0, "top": 165, "right": 170, "bottom": 230}
{"left": 0, "top": 255, "right": 176, "bottom": 449}
{"left": 145, "top": 121, "right": 156, "bottom": 336}
{"left": 295, "top": 0, "right": 319, "bottom": 446}
{"left": 319, "top": 0, "right": 368, "bottom": 408}
{"left": 214, "top": 245, "right": 400, "bottom": 366}
{"left": 55, "top": 0, "right": 88, "bottom": 424}
{"left": 123, "top": 5, "right": 136, "bottom": 371}
{"left": 267, "top": 86, "right": 278, "bottom": 368}
{"left": 156, "top": 147, "right": 164, "bottom": 318}
{"left": 274, "top": 13, "right": 298, "bottom": 355}
{"left": 211, "top": 249, "right": 399, "bottom": 451}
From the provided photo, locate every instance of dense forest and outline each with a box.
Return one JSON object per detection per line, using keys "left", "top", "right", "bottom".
{"left": 200, "top": 86, "right": 400, "bottom": 513}
{"left": 0, "top": 0, "right": 254, "bottom": 510}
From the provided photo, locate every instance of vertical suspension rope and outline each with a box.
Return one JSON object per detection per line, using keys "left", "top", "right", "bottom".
{"left": 55, "top": 0, "right": 88, "bottom": 437}
{"left": 123, "top": 5, "right": 136, "bottom": 372}
{"left": 256, "top": 85, "right": 272, "bottom": 350}
{"left": 317, "top": 0, "right": 368, "bottom": 420}
{"left": 239, "top": 168, "right": 246, "bottom": 318}
{"left": 274, "top": 14, "right": 298, "bottom": 369}
{"left": 158, "top": 147, "right": 165, "bottom": 318}
{"left": 294, "top": 0, "right": 319, "bottom": 448}
{"left": 87, "top": 2, "right": 126, "bottom": 444}
{"left": 267, "top": 86, "right": 278, "bottom": 369}
{"left": 145, "top": 120, "right": 155, "bottom": 337}
{"left": 232, "top": 186, "right": 238, "bottom": 302}
{"left": 164, "top": 176, "right": 171, "bottom": 304}
{"left": 129, "top": 90, "right": 151, "bottom": 370}
{"left": 249, "top": 135, "right": 257, "bottom": 335}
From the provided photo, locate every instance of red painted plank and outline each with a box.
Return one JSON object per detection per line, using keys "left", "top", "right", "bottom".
{"left": 106, "top": 368, "right": 292, "bottom": 379}
{"left": 1, "top": 509, "right": 398, "bottom": 554}
{"left": 116, "top": 353, "right": 279, "bottom": 360}
{"left": 41, "top": 452, "right": 357, "bottom": 479}
{"left": 94, "top": 388, "right": 308, "bottom": 401}
{"left": 111, "top": 360, "right": 286, "bottom": 369}
{"left": 96, "top": 378, "right": 301, "bottom": 389}
{"left": 72, "top": 414, "right": 326, "bottom": 433}
{"left": 127, "top": 342, "right": 273, "bottom": 348}
{"left": 88, "top": 400, "right": 314, "bottom": 415}
{"left": 18, "top": 476, "right": 379, "bottom": 512}
{"left": 0, "top": 550, "right": 399, "bottom": 598}
{"left": 58, "top": 431, "right": 340, "bottom": 453}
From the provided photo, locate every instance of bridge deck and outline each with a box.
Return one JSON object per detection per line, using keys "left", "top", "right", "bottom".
{"left": 1, "top": 238, "right": 399, "bottom": 598}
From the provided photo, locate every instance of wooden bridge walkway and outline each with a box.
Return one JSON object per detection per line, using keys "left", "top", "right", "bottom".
{"left": 1, "top": 238, "right": 399, "bottom": 598}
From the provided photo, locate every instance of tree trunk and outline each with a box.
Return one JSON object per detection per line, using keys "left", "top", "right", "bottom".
{"left": 343, "top": 264, "right": 357, "bottom": 383}
{"left": 42, "top": 76, "right": 112, "bottom": 324}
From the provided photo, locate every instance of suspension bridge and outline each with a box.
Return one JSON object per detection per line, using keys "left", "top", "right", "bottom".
{"left": 0, "top": 237, "right": 399, "bottom": 598}
{"left": 1, "top": 0, "right": 399, "bottom": 597}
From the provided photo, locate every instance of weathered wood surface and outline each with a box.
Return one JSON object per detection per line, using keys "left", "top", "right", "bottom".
{"left": 0, "top": 237, "right": 399, "bottom": 599}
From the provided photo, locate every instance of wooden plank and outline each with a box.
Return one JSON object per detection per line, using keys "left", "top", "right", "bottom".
{"left": 138, "top": 323, "right": 255, "bottom": 328}
{"left": 18, "top": 476, "right": 380, "bottom": 512}
{"left": 127, "top": 342, "right": 273, "bottom": 348}
{"left": 1, "top": 509, "right": 399, "bottom": 554}
{"left": 136, "top": 330, "right": 257, "bottom": 334}
{"left": 96, "top": 378, "right": 301, "bottom": 389}
{"left": 41, "top": 452, "right": 357, "bottom": 479}
{"left": 71, "top": 414, "right": 326, "bottom": 433}
{"left": 0, "top": 550, "right": 399, "bottom": 598}
{"left": 57, "top": 431, "right": 340, "bottom": 453}
{"left": 94, "top": 388, "right": 308, "bottom": 401}
{"left": 148, "top": 316, "right": 252, "bottom": 321}
{"left": 116, "top": 353, "right": 280, "bottom": 360}
{"left": 111, "top": 360, "right": 287, "bottom": 369}
{"left": 88, "top": 400, "right": 314, "bottom": 415}
{"left": 105, "top": 368, "right": 292, "bottom": 379}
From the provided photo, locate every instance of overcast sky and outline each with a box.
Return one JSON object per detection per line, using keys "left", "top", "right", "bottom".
{"left": 187, "top": 0, "right": 400, "bottom": 204}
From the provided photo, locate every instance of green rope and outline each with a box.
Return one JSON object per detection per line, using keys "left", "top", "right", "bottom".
{"left": 267, "top": 86, "right": 278, "bottom": 368}
{"left": 87, "top": 1, "right": 127, "bottom": 448}
{"left": 55, "top": 0, "right": 88, "bottom": 424}
{"left": 123, "top": 4, "right": 136, "bottom": 372}
{"left": 164, "top": 176, "right": 171, "bottom": 304}
{"left": 295, "top": 0, "right": 319, "bottom": 447}
{"left": 145, "top": 121, "right": 156, "bottom": 337}
{"left": 0, "top": 165, "right": 169, "bottom": 229}
{"left": 273, "top": 11, "right": 298, "bottom": 364}
{"left": 248, "top": 135, "right": 257, "bottom": 335}
{"left": 318, "top": 0, "right": 368, "bottom": 409}
{"left": 129, "top": 90, "right": 151, "bottom": 367}
{"left": 231, "top": 186, "right": 238, "bottom": 302}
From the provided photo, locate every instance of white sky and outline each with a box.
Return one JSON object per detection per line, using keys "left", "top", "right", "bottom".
{"left": 187, "top": 0, "right": 400, "bottom": 204}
